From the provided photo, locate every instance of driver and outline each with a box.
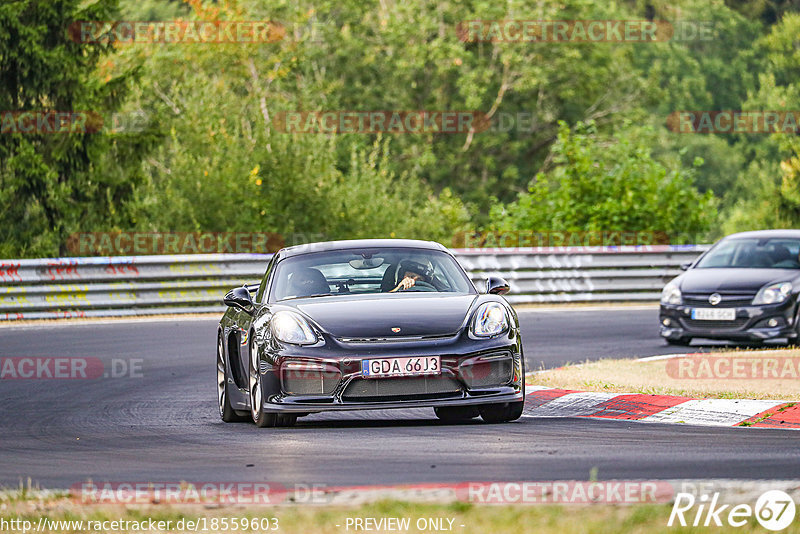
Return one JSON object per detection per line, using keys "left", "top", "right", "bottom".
{"left": 389, "top": 259, "right": 435, "bottom": 292}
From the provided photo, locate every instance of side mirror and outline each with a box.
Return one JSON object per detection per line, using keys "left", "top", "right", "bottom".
{"left": 224, "top": 286, "right": 255, "bottom": 314}
{"left": 486, "top": 276, "right": 510, "bottom": 295}
{"left": 679, "top": 262, "right": 691, "bottom": 271}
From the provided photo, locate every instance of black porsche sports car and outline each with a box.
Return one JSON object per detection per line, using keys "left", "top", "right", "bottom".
{"left": 217, "top": 239, "right": 525, "bottom": 427}
{"left": 660, "top": 229, "right": 800, "bottom": 345}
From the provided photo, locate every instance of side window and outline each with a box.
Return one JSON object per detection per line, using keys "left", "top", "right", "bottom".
{"left": 256, "top": 255, "right": 277, "bottom": 303}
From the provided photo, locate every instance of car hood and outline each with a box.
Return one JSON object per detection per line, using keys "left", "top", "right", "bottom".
{"left": 286, "top": 293, "right": 479, "bottom": 338}
{"left": 679, "top": 268, "right": 799, "bottom": 293}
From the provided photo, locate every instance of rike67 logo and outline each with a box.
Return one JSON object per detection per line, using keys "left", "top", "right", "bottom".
{"left": 669, "top": 490, "right": 796, "bottom": 531}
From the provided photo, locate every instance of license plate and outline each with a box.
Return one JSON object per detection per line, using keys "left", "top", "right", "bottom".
{"left": 361, "top": 356, "right": 441, "bottom": 378}
{"left": 691, "top": 308, "right": 736, "bottom": 321}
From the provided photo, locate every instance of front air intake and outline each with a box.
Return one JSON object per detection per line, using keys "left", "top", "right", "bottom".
{"left": 460, "top": 354, "right": 514, "bottom": 388}
{"left": 342, "top": 376, "right": 462, "bottom": 401}
{"left": 281, "top": 363, "right": 341, "bottom": 396}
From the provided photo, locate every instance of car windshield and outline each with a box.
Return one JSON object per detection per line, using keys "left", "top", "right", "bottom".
{"left": 269, "top": 248, "right": 476, "bottom": 302}
{"left": 695, "top": 238, "right": 800, "bottom": 269}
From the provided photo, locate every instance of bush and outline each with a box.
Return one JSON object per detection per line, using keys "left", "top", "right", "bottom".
{"left": 489, "top": 122, "right": 716, "bottom": 243}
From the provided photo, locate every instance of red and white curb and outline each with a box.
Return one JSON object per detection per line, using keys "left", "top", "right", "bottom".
{"left": 524, "top": 386, "right": 800, "bottom": 429}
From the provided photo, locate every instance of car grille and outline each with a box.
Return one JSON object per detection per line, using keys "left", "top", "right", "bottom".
{"left": 341, "top": 376, "right": 462, "bottom": 401}
{"left": 336, "top": 334, "right": 455, "bottom": 343}
{"left": 681, "top": 318, "right": 749, "bottom": 330}
{"left": 682, "top": 292, "right": 756, "bottom": 307}
{"left": 461, "top": 357, "right": 513, "bottom": 388}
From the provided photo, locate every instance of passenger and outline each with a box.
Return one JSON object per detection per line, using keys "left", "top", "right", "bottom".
{"left": 288, "top": 267, "right": 330, "bottom": 297}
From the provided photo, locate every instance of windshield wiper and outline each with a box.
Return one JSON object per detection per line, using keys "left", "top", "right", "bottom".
{"left": 280, "top": 293, "right": 334, "bottom": 301}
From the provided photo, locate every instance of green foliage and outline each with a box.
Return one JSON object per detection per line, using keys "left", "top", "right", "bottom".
{"left": 287, "top": 0, "right": 653, "bottom": 213}
{"left": 3, "top": 0, "right": 800, "bottom": 257}
{"left": 0, "top": 0, "right": 159, "bottom": 257}
{"left": 721, "top": 13, "right": 800, "bottom": 233}
{"left": 118, "top": 0, "right": 190, "bottom": 21}
{"left": 115, "top": 2, "right": 469, "bottom": 245}
{"left": 489, "top": 122, "right": 717, "bottom": 240}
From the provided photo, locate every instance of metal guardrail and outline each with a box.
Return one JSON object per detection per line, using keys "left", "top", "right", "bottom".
{"left": 0, "top": 254, "right": 270, "bottom": 321}
{"left": 455, "top": 245, "right": 709, "bottom": 304}
{"left": 0, "top": 246, "right": 708, "bottom": 320}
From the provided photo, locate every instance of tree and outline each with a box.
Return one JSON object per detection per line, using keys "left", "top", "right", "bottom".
{"left": 0, "top": 0, "right": 158, "bottom": 257}
{"left": 489, "top": 121, "right": 716, "bottom": 241}
{"left": 115, "top": 0, "right": 469, "bottom": 245}
{"left": 721, "top": 13, "right": 800, "bottom": 232}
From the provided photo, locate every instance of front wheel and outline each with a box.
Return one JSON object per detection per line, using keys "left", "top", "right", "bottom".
{"left": 248, "top": 341, "right": 297, "bottom": 428}
{"left": 665, "top": 336, "right": 692, "bottom": 346}
{"left": 249, "top": 345, "right": 276, "bottom": 428}
{"left": 276, "top": 414, "right": 298, "bottom": 427}
{"left": 787, "top": 315, "right": 800, "bottom": 346}
{"left": 218, "top": 336, "right": 248, "bottom": 423}
{"left": 479, "top": 400, "right": 524, "bottom": 423}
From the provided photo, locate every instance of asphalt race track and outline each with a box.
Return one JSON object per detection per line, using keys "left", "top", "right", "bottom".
{"left": 518, "top": 306, "right": 768, "bottom": 368}
{"left": 1, "top": 307, "right": 799, "bottom": 489}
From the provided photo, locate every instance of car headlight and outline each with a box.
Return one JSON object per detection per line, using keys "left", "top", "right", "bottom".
{"left": 661, "top": 281, "right": 682, "bottom": 305}
{"left": 271, "top": 311, "right": 317, "bottom": 345}
{"left": 753, "top": 282, "right": 792, "bottom": 305}
{"left": 471, "top": 302, "right": 509, "bottom": 337}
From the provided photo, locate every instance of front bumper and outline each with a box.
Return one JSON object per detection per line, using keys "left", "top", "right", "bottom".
{"left": 659, "top": 300, "right": 796, "bottom": 341}
{"left": 250, "top": 330, "right": 524, "bottom": 413}
{"left": 258, "top": 389, "right": 523, "bottom": 413}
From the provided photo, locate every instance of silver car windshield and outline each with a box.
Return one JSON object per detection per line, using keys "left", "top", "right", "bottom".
{"left": 269, "top": 248, "right": 476, "bottom": 302}
{"left": 695, "top": 238, "right": 800, "bottom": 269}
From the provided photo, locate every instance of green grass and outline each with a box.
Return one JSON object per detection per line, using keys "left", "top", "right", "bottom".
{"left": 529, "top": 350, "right": 800, "bottom": 400}
{"left": 3, "top": 497, "right": 800, "bottom": 533}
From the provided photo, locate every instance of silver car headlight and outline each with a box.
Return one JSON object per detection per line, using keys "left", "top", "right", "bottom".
{"left": 661, "top": 281, "right": 682, "bottom": 305}
{"left": 271, "top": 311, "right": 317, "bottom": 345}
{"left": 752, "top": 282, "right": 792, "bottom": 305}
{"left": 471, "top": 302, "right": 509, "bottom": 337}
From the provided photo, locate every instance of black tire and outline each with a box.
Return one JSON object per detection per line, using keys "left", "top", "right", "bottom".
{"left": 788, "top": 315, "right": 800, "bottom": 346}
{"left": 666, "top": 337, "right": 692, "bottom": 346}
{"left": 276, "top": 414, "right": 298, "bottom": 427}
{"left": 249, "top": 342, "right": 277, "bottom": 428}
{"left": 479, "top": 400, "right": 524, "bottom": 423}
{"left": 217, "top": 336, "right": 248, "bottom": 423}
{"left": 434, "top": 406, "right": 480, "bottom": 422}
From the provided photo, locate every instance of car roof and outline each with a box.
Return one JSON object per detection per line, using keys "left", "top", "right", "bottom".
{"left": 724, "top": 229, "right": 800, "bottom": 240}
{"left": 276, "top": 239, "right": 448, "bottom": 259}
